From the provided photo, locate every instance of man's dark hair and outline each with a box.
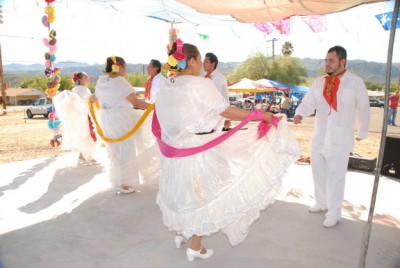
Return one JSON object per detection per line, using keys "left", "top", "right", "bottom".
{"left": 205, "top": 52, "right": 218, "bottom": 70}
{"left": 328, "top": 46, "right": 347, "bottom": 61}
{"left": 150, "top": 59, "right": 162, "bottom": 73}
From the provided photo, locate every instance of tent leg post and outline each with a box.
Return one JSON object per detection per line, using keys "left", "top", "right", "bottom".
{"left": 358, "top": 0, "right": 400, "bottom": 267}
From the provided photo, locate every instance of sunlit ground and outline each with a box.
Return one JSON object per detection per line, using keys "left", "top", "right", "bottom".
{"left": 0, "top": 151, "right": 111, "bottom": 234}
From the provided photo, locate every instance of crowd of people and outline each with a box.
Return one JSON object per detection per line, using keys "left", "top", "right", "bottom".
{"left": 49, "top": 43, "right": 382, "bottom": 262}
{"left": 233, "top": 94, "right": 304, "bottom": 120}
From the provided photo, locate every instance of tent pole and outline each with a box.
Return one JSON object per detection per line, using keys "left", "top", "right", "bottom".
{"left": 359, "top": 0, "right": 400, "bottom": 267}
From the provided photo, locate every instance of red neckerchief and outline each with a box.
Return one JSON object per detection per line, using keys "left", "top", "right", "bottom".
{"left": 323, "top": 69, "right": 346, "bottom": 114}
{"left": 205, "top": 72, "right": 212, "bottom": 79}
{"left": 144, "top": 76, "right": 154, "bottom": 100}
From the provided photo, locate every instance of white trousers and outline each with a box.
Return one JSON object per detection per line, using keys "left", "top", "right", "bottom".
{"left": 311, "top": 147, "right": 350, "bottom": 220}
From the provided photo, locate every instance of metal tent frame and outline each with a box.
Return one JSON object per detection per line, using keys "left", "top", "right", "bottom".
{"left": 359, "top": 0, "right": 400, "bottom": 267}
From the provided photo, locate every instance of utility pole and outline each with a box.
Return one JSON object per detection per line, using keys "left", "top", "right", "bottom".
{"left": 0, "top": 42, "right": 6, "bottom": 115}
{"left": 266, "top": 38, "right": 278, "bottom": 60}
{"left": 0, "top": 5, "right": 5, "bottom": 114}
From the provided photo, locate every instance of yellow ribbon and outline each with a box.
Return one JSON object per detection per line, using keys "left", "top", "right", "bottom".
{"left": 88, "top": 101, "right": 155, "bottom": 143}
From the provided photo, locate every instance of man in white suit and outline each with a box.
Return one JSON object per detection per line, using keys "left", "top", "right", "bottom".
{"left": 294, "top": 46, "right": 370, "bottom": 228}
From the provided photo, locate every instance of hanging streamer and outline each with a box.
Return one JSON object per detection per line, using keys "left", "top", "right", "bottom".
{"left": 42, "top": 0, "right": 60, "bottom": 98}
{"left": 42, "top": 0, "right": 62, "bottom": 150}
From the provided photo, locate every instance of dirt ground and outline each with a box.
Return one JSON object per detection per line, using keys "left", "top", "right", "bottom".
{"left": 0, "top": 107, "right": 394, "bottom": 163}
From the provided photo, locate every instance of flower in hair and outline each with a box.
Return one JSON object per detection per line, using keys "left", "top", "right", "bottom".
{"left": 164, "top": 26, "right": 187, "bottom": 75}
{"left": 176, "top": 60, "right": 186, "bottom": 69}
{"left": 110, "top": 56, "right": 121, "bottom": 74}
{"left": 173, "top": 50, "right": 186, "bottom": 61}
{"left": 167, "top": 55, "right": 178, "bottom": 68}
{"left": 111, "top": 63, "right": 120, "bottom": 73}
{"left": 72, "top": 72, "right": 80, "bottom": 85}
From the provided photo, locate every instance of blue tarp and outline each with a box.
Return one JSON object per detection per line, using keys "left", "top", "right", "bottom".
{"left": 290, "top": 85, "right": 309, "bottom": 94}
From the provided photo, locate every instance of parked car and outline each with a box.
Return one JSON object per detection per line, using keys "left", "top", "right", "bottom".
{"left": 26, "top": 98, "right": 53, "bottom": 118}
{"left": 369, "top": 99, "right": 384, "bottom": 108}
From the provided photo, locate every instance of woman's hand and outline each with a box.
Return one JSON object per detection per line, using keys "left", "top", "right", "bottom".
{"left": 262, "top": 111, "right": 282, "bottom": 124}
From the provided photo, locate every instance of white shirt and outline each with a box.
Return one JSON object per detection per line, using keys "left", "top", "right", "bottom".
{"left": 209, "top": 70, "right": 228, "bottom": 102}
{"left": 149, "top": 72, "right": 167, "bottom": 103}
{"left": 295, "top": 72, "right": 370, "bottom": 152}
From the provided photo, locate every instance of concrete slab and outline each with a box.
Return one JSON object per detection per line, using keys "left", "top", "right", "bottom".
{"left": 0, "top": 150, "right": 399, "bottom": 268}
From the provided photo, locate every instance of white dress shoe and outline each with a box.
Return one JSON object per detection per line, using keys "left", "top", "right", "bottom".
{"left": 186, "top": 248, "right": 214, "bottom": 262}
{"left": 323, "top": 218, "right": 338, "bottom": 228}
{"left": 174, "top": 235, "right": 188, "bottom": 248}
{"left": 308, "top": 204, "right": 326, "bottom": 213}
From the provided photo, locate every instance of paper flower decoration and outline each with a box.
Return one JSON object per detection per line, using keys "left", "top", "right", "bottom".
{"left": 42, "top": 16, "right": 49, "bottom": 27}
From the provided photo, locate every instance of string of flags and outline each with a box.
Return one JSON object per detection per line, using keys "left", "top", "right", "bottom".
{"left": 375, "top": 11, "right": 400, "bottom": 31}
{"left": 254, "top": 11, "right": 399, "bottom": 35}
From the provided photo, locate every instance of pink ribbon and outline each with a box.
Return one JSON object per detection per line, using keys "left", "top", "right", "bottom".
{"left": 152, "top": 110, "right": 278, "bottom": 158}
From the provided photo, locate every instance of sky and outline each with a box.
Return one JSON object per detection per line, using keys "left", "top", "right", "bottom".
{"left": 0, "top": 0, "right": 399, "bottom": 66}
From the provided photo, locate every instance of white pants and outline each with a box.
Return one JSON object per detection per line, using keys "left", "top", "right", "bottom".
{"left": 311, "top": 147, "right": 350, "bottom": 220}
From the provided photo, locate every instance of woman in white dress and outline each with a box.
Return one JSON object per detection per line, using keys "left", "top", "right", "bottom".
{"left": 52, "top": 72, "right": 98, "bottom": 164}
{"left": 92, "top": 56, "right": 158, "bottom": 194}
{"left": 155, "top": 43, "right": 300, "bottom": 261}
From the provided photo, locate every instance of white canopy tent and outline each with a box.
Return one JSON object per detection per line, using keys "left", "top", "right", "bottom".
{"left": 176, "top": 0, "right": 386, "bottom": 22}
{"left": 228, "top": 78, "right": 275, "bottom": 92}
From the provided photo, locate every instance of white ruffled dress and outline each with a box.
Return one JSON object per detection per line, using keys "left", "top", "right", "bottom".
{"left": 52, "top": 86, "right": 98, "bottom": 160}
{"left": 95, "top": 76, "right": 159, "bottom": 188}
{"left": 155, "top": 75, "right": 300, "bottom": 246}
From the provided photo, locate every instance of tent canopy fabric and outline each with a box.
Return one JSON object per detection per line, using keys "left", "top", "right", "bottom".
{"left": 176, "top": 0, "right": 386, "bottom": 22}
{"left": 256, "top": 79, "right": 290, "bottom": 91}
{"left": 290, "top": 85, "right": 309, "bottom": 94}
{"left": 228, "top": 78, "right": 275, "bottom": 92}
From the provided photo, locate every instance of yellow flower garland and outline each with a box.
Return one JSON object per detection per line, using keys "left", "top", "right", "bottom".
{"left": 88, "top": 101, "right": 155, "bottom": 143}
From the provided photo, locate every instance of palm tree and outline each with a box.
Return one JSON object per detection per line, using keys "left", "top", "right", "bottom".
{"left": 281, "top": 41, "right": 294, "bottom": 57}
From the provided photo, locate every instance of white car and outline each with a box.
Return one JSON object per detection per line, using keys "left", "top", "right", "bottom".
{"left": 26, "top": 98, "right": 53, "bottom": 118}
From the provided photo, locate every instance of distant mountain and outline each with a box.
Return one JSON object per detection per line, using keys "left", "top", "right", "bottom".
{"left": 3, "top": 59, "right": 400, "bottom": 86}
{"left": 301, "top": 58, "right": 400, "bottom": 85}
{"left": 3, "top": 62, "right": 146, "bottom": 76}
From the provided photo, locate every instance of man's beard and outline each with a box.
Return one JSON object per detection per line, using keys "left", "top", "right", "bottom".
{"left": 326, "top": 71, "right": 334, "bottom": 76}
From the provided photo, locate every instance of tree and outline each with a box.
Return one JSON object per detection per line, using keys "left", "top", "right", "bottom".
{"left": 126, "top": 72, "right": 148, "bottom": 87}
{"left": 281, "top": 41, "right": 294, "bottom": 57}
{"left": 227, "top": 51, "right": 308, "bottom": 86}
{"left": 18, "top": 76, "right": 48, "bottom": 90}
{"left": 18, "top": 74, "right": 75, "bottom": 92}
{"left": 266, "top": 56, "right": 308, "bottom": 85}
{"left": 365, "top": 81, "right": 383, "bottom": 91}
{"left": 227, "top": 52, "right": 269, "bottom": 83}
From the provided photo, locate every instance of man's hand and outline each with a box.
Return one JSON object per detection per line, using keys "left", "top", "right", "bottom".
{"left": 293, "top": 115, "right": 303, "bottom": 124}
{"left": 89, "top": 95, "right": 98, "bottom": 103}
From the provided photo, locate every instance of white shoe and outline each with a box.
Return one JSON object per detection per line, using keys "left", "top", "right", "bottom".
{"left": 309, "top": 204, "right": 326, "bottom": 213}
{"left": 88, "top": 159, "right": 99, "bottom": 165}
{"left": 323, "top": 218, "right": 338, "bottom": 228}
{"left": 115, "top": 186, "right": 135, "bottom": 194}
{"left": 174, "top": 235, "right": 188, "bottom": 249}
{"left": 78, "top": 159, "right": 87, "bottom": 165}
{"left": 186, "top": 248, "right": 214, "bottom": 262}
